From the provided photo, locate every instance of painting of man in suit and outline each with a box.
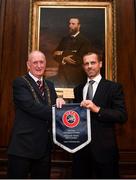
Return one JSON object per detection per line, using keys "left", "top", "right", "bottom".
{"left": 39, "top": 8, "right": 105, "bottom": 88}
{"left": 53, "top": 17, "right": 92, "bottom": 87}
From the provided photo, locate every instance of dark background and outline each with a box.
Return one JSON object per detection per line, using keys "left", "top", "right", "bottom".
{"left": 0, "top": 0, "right": 136, "bottom": 178}
{"left": 39, "top": 8, "right": 105, "bottom": 68}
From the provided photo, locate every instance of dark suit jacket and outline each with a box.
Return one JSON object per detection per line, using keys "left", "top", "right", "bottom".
{"left": 8, "top": 73, "right": 57, "bottom": 159}
{"left": 74, "top": 78, "right": 127, "bottom": 163}
{"left": 53, "top": 33, "right": 91, "bottom": 87}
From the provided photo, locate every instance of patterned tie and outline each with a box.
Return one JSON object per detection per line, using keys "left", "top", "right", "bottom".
{"left": 86, "top": 80, "right": 95, "bottom": 100}
{"left": 37, "top": 80, "right": 44, "bottom": 96}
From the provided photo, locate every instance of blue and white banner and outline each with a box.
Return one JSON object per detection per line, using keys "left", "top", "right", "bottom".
{"left": 52, "top": 103, "right": 91, "bottom": 153}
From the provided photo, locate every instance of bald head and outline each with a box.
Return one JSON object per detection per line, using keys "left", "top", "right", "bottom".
{"left": 28, "top": 50, "right": 46, "bottom": 62}
{"left": 27, "top": 50, "right": 46, "bottom": 79}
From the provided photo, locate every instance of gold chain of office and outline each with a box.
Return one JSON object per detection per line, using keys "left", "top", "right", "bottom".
{"left": 22, "top": 75, "right": 51, "bottom": 106}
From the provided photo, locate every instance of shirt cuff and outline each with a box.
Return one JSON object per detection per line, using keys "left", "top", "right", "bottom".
{"left": 62, "top": 58, "right": 66, "bottom": 64}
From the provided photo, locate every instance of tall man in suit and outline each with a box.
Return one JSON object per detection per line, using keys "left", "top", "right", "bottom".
{"left": 7, "top": 50, "right": 65, "bottom": 179}
{"left": 53, "top": 17, "right": 91, "bottom": 87}
{"left": 72, "top": 52, "right": 127, "bottom": 178}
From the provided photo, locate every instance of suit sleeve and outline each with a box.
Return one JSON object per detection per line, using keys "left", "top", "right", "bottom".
{"left": 96, "top": 83, "right": 127, "bottom": 124}
{"left": 53, "top": 35, "right": 91, "bottom": 65}
{"left": 72, "top": 38, "right": 91, "bottom": 65}
{"left": 53, "top": 38, "right": 65, "bottom": 64}
{"left": 13, "top": 77, "right": 56, "bottom": 121}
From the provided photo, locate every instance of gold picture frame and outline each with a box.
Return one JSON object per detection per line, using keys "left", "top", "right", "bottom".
{"left": 29, "top": 0, "right": 116, "bottom": 99}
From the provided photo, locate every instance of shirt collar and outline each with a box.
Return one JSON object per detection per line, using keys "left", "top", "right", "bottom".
{"left": 87, "top": 74, "right": 102, "bottom": 84}
{"left": 28, "top": 72, "right": 43, "bottom": 82}
{"left": 71, "top": 31, "right": 80, "bottom": 38}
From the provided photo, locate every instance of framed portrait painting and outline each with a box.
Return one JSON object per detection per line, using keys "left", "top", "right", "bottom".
{"left": 29, "top": 0, "right": 116, "bottom": 99}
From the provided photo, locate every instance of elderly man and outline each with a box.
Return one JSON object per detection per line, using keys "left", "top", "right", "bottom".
{"left": 7, "top": 50, "right": 65, "bottom": 179}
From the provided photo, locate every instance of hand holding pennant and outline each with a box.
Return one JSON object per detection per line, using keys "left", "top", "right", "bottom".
{"left": 52, "top": 103, "right": 91, "bottom": 153}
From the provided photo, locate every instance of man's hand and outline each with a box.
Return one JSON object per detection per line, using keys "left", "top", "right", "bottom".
{"left": 80, "top": 100, "right": 100, "bottom": 113}
{"left": 62, "top": 55, "right": 76, "bottom": 65}
{"left": 56, "top": 98, "right": 66, "bottom": 108}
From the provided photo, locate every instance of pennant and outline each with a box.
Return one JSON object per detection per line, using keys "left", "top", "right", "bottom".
{"left": 52, "top": 103, "right": 91, "bottom": 153}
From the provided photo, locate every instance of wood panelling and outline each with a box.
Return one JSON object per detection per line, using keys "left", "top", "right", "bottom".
{"left": 0, "top": 0, "right": 30, "bottom": 145}
{"left": 0, "top": 147, "right": 136, "bottom": 179}
{"left": 116, "top": 0, "right": 136, "bottom": 150}
{"left": 0, "top": 0, "right": 136, "bottom": 178}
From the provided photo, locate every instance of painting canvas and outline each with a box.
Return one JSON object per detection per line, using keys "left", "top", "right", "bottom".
{"left": 30, "top": 1, "right": 116, "bottom": 98}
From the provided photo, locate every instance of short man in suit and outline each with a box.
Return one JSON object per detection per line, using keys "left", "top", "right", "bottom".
{"left": 7, "top": 50, "right": 65, "bottom": 179}
{"left": 72, "top": 52, "right": 127, "bottom": 178}
{"left": 53, "top": 17, "right": 91, "bottom": 87}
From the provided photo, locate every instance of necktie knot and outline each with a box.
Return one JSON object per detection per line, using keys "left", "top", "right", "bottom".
{"left": 89, "top": 80, "right": 95, "bottom": 85}
{"left": 37, "top": 80, "right": 42, "bottom": 86}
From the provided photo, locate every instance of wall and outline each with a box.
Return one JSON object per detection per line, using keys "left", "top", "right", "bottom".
{"left": 0, "top": 0, "right": 136, "bottom": 178}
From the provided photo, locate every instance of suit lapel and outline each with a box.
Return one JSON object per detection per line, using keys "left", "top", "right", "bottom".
{"left": 93, "top": 78, "right": 107, "bottom": 104}
{"left": 25, "top": 74, "right": 45, "bottom": 101}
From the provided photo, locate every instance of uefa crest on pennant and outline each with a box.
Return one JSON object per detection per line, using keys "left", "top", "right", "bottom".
{"left": 52, "top": 103, "right": 91, "bottom": 153}
{"left": 62, "top": 110, "right": 80, "bottom": 128}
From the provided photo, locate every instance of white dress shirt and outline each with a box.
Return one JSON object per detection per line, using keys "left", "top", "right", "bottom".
{"left": 28, "top": 72, "right": 43, "bottom": 83}
{"left": 83, "top": 74, "right": 102, "bottom": 100}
